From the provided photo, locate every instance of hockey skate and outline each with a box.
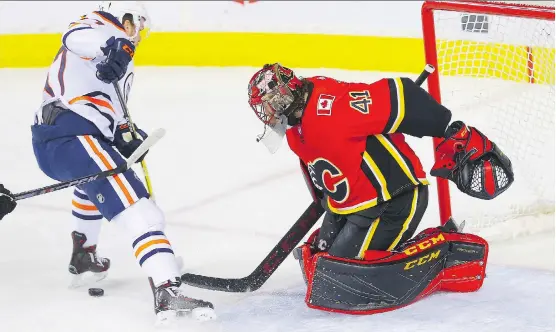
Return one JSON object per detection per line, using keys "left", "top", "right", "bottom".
{"left": 153, "top": 277, "right": 216, "bottom": 324}
{"left": 68, "top": 231, "right": 110, "bottom": 288}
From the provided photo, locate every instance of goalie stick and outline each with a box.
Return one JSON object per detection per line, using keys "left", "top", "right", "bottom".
{"left": 180, "top": 65, "right": 436, "bottom": 293}
{"left": 13, "top": 128, "right": 166, "bottom": 201}
{"left": 415, "top": 64, "right": 435, "bottom": 86}
{"left": 181, "top": 202, "right": 325, "bottom": 292}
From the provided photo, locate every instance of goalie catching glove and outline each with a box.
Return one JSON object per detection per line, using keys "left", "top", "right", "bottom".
{"left": 431, "top": 121, "right": 514, "bottom": 200}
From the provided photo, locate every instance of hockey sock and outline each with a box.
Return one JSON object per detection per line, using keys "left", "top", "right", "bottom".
{"left": 72, "top": 188, "right": 103, "bottom": 247}
{"left": 132, "top": 231, "right": 180, "bottom": 285}
{"left": 112, "top": 198, "right": 180, "bottom": 286}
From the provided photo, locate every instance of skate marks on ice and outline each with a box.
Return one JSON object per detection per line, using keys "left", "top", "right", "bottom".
{"left": 68, "top": 270, "right": 108, "bottom": 289}
{"left": 153, "top": 311, "right": 221, "bottom": 332}
{"left": 216, "top": 266, "right": 554, "bottom": 332}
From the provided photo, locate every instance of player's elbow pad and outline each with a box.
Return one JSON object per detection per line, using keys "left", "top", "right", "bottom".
{"left": 395, "top": 77, "right": 452, "bottom": 138}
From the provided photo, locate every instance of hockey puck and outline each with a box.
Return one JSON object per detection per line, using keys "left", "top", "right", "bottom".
{"left": 88, "top": 288, "right": 104, "bottom": 297}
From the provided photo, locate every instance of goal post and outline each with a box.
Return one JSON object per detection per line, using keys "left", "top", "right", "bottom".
{"left": 421, "top": 0, "right": 555, "bottom": 234}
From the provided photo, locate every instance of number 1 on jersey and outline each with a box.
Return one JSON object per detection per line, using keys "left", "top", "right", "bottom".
{"left": 349, "top": 91, "right": 372, "bottom": 114}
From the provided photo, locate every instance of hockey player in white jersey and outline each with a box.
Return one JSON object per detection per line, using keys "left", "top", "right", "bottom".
{"left": 31, "top": 1, "right": 216, "bottom": 322}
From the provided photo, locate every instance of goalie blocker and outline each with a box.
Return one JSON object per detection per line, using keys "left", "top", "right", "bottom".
{"left": 293, "top": 221, "right": 488, "bottom": 315}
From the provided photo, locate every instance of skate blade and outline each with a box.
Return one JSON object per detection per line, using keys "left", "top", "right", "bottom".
{"left": 155, "top": 307, "right": 217, "bottom": 325}
{"left": 68, "top": 271, "right": 108, "bottom": 289}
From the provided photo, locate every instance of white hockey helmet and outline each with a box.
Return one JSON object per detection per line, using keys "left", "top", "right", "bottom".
{"left": 97, "top": 1, "right": 151, "bottom": 43}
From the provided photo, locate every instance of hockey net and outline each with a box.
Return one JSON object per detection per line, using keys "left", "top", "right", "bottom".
{"left": 422, "top": 0, "right": 555, "bottom": 238}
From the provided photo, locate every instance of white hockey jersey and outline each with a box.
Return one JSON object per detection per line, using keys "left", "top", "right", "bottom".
{"left": 35, "top": 11, "right": 134, "bottom": 141}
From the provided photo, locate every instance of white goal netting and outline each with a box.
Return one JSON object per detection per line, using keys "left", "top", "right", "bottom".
{"left": 426, "top": 1, "right": 555, "bottom": 237}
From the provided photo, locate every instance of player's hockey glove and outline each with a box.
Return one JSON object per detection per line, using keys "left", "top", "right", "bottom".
{"left": 0, "top": 184, "right": 16, "bottom": 220}
{"left": 430, "top": 121, "right": 514, "bottom": 200}
{"left": 113, "top": 123, "right": 148, "bottom": 163}
{"left": 96, "top": 36, "right": 135, "bottom": 84}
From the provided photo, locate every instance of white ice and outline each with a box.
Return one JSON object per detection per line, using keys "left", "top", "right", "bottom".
{"left": 0, "top": 67, "right": 553, "bottom": 332}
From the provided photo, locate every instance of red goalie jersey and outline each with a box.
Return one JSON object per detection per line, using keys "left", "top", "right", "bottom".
{"left": 285, "top": 76, "right": 429, "bottom": 214}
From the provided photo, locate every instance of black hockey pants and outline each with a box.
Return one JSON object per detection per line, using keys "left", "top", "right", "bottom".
{"left": 315, "top": 185, "right": 429, "bottom": 258}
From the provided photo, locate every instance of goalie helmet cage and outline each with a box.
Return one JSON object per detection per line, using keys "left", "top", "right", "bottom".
{"left": 421, "top": 0, "right": 555, "bottom": 236}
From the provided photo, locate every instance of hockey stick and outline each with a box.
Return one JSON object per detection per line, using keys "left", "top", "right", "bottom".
{"left": 180, "top": 64, "right": 436, "bottom": 293}
{"left": 415, "top": 64, "right": 435, "bottom": 86}
{"left": 13, "top": 128, "right": 166, "bottom": 201}
{"left": 181, "top": 202, "right": 325, "bottom": 292}
{"left": 112, "top": 81, "right": 157, "bottom": 200}
{"left": 112, "top": 81, "right": 162, "bottom": 294}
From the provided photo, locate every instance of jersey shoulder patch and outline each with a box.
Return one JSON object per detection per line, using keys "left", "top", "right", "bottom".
{"left": 317, "top": 94, "right": 335, "bottom": 116}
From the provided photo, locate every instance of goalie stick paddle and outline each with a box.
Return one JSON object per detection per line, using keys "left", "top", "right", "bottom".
{"left": 181, "top": 201, "right": 325, "bottom": 292}
{"left": 13, "top": 128, "right": 166, "bottom": 201}
{"left": 180, "top": 64, "right": 435, "bottom": 293}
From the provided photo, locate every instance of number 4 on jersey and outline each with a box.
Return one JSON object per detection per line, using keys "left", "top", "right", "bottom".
{"left": 349, "top": 90, "right": 372, "bottom": 114}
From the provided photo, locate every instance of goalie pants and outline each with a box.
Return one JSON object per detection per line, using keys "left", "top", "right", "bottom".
{"left": 31, "top": 109, "right": 149, "bottom": 221}
{"left": 316, "top": 185, "right": 428, "bottom": 258}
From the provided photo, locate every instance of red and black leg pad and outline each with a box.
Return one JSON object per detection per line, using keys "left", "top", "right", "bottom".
{"left": 293, "top": 228, "right": 488, "bottom": 315}
{"left": 293, "top": 228, "right": 321, "bottom": 286}
{"left": 431, "top": 121, "right": 514, "bottom": 200}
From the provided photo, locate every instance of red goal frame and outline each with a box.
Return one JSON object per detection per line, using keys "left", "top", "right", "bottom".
{"left": 420, "top": 0, "right": 555, "bottom": 225}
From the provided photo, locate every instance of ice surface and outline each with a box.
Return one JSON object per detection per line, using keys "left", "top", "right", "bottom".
{"left": 0, "top": 67, "right": 552, "bottom": 331}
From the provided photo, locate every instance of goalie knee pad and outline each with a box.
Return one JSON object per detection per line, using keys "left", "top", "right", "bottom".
{"left": 431, "top": 121, "right": 514, "bottom": 199}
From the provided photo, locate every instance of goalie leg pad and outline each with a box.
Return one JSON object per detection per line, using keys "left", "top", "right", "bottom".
{"left": 294, "top": 229, "right": 488, "bottom": 315}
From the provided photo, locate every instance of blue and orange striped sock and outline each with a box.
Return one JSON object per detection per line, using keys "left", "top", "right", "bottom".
{"left": 72, "top": 188, "right": 103, "bottom": 247}
{"left": 132, "top": 231, "right": 180, "bottom": 285}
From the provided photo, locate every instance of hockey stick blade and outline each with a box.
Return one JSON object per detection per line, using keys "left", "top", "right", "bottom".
{"left": 126, "top": 128, "right": 165, "bottom": 169}
{"left": 13, "top": 128, "right": 165, "bottom": 201}
{"left": 181, "top": 201, "right": 325, "bottom": 292}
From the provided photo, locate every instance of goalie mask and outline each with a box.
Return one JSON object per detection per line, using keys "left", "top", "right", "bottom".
{"left": 248, "top": 63, "right": 305, "bottom": 153}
